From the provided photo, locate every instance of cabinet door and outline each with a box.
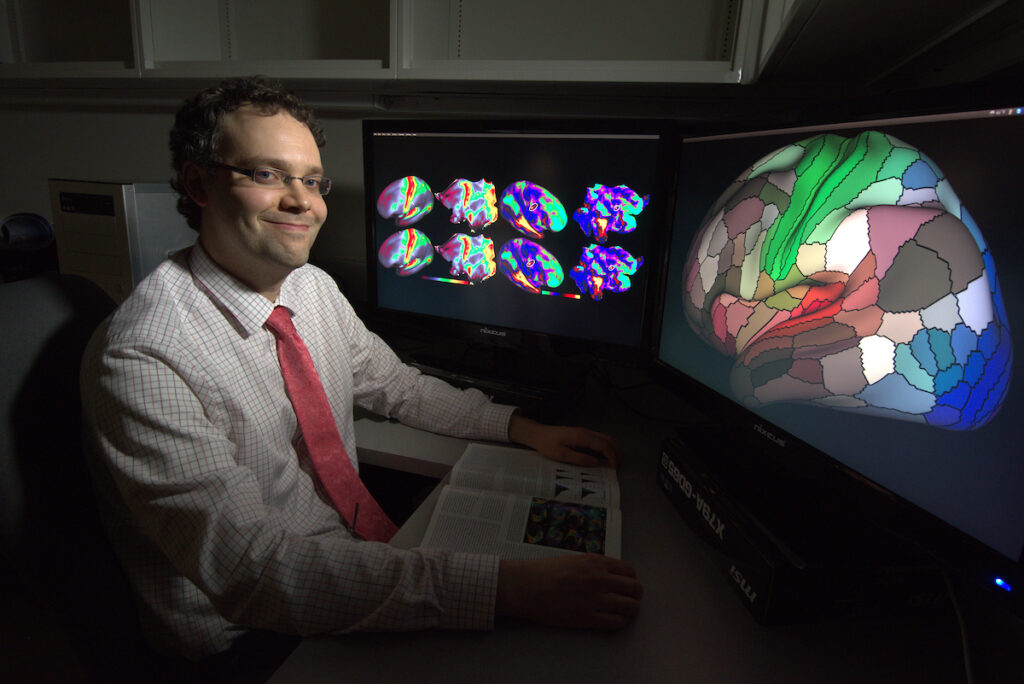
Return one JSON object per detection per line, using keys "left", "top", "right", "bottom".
{"left": 396, "top": 0, "right": 769, "bottom": 83}
{"left": 135, "top": 0, "right": 395, "bottom": 79}
{"left": 0, "top": 0, "right": 138, "bottom": 77}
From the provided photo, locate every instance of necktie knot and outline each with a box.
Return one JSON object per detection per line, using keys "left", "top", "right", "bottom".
{"left": 265, "top": 305, "right": 295, "bottom": 339}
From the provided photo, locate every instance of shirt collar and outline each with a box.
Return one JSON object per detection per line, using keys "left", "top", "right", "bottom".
{"left": 188, "top": 243, "right": 278, "bottom": 335}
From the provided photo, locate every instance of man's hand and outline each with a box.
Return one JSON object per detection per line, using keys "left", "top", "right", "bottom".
{"left": 496, "top": 554, "right": 642, "bottom": 630}
{"left": 508, "top": 414, "right": 620, "bottom": 468}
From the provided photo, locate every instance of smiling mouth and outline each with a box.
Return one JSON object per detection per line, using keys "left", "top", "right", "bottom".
{"left": 263, "top": 218, "right": 313, "bottom": 231}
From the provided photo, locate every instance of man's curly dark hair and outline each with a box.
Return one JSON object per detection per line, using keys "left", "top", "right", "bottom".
{"left": 169, "top": 76, "right": 327, "bottom": 231}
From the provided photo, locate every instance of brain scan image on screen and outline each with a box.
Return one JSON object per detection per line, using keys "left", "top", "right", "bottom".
{"left": 498, "top": 238, "right": 565, "bottom": 294}
{"left": 571, "top": 244, "right": 643, "bottom": 301}
{"left": 376, "top": 176, "right": 434, "bottom": 226}
{"left": 573, "top": 184, "right": 650, "bottom": 243}
{"left": 436, "top": 233, "right": 497, "bottom": 282}
{"left": 435, "top": 178, "right": 499, "bottom": 230}
{"left": 378, "top": 228, "right": 434, "bottom": 276}
{"left": 499, "top": 181, "right": 568, "bottom": 239}
{"left": 682, "top": 130, "right": 1012, "bottom": 430}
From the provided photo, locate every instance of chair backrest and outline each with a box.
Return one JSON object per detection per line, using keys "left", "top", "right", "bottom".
{"left": 0, "top": 273, "right": 152, "bottom": 681}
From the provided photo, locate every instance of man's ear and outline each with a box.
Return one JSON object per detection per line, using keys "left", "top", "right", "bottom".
{"left": 182, "top": 162, "right": 209, "bottom": 207}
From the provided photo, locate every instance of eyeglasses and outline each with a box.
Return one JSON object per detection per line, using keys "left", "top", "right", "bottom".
{"left": 209, "top": 161, "right": 332, "bottom": 196}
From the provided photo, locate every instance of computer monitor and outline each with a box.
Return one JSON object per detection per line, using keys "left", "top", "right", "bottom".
{"left": 363, "top": 119, "right": 675, "bottom": 405}
{"left": 655, "top": 106, "right": 1023, "bottom": 616}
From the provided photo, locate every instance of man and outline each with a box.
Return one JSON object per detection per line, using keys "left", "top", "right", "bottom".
{"left": 81, "top": 77, "right": 642, "bottom": 668}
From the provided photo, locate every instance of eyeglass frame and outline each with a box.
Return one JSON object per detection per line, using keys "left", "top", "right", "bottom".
{"left": 207, "top": 160, "right": 332, "bottom": 196}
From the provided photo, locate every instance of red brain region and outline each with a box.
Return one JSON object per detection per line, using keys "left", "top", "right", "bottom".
{"left": 376, "top": 176, "right": 434, "bottom": 226}
{"left": 682, "top": 131, "right": 1011, "bottom": 430}
{"left": 378, "top": 228, "right": 434, "bottom": 276}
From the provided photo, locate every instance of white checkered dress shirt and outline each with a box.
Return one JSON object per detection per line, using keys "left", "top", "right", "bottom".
{"left": 81, "top": 244, "right": 513, "bottom": 659}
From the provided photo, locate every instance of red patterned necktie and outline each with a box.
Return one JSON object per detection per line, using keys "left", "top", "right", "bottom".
{"left": 265, "top": 306, "right": 398, "bottom": 542}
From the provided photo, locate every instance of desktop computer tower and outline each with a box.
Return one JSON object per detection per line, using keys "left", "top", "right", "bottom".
{"left": 48, "top": 179, "right": 195, "bottom": 302}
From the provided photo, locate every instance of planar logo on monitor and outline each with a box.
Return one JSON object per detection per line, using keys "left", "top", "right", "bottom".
{"left": 753, "top": 423, "right": 787, "bottom": 448}
{"left": 479, "top": 327, "right": 507, "bottom": 337}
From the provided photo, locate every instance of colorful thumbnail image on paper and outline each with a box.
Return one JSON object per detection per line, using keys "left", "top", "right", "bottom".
{"left": 681, "top": 130, "right": 1012, "bottom": 430}
{"left": 377, "top": 176, "right": 648, "bottom": 300}
{"left": 523, "top": 498, "right": 607, "bottom": 554}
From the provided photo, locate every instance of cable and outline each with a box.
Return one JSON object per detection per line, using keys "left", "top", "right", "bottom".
{"left": 943, "top": 569, "right": 977, "bottom": 684}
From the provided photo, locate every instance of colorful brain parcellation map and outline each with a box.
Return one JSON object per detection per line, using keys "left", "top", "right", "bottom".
{"left": 377, "top": 176, "right": 647, "bottom": 302}
{"left": 682, "top": 130, "right": 1012, "bottom": 430}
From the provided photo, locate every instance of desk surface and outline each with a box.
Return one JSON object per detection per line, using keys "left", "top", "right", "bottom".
{"left": 272, "top": 373, "right": 1015, "bottom": 684}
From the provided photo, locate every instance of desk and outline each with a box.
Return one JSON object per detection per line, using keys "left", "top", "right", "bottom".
{"left": 270, "top": 374, "right": 991, "bottom": 684}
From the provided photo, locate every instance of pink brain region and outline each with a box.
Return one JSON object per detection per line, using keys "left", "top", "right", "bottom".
{"left": 571, "top": 244, "right": 643, "bottom": 301}
{"left": 683, "top": 130, "right": 1011, "bottom": 430}
{"left": 435, "top": 178, "right": 499, "bottom": 230}
{"left": 376, "top": 176, "right": 434, "bottom": 226}
{"left": 499, "top": 181, "right": 568, "bottom": 239}
{"left": 573, "top": 184, "right": 650, "bottom": 243}
{"left": 498, "top": 238, "right": 565, "bottom": 294}
{"left": 436, "top": 233, "right": 497, "bottom": 282}
{"left": 378, "top": 228, "right": 434, "bottom": 276}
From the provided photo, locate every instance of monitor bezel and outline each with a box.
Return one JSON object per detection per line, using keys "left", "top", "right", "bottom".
{"left": 650, "top": 110, "right": 1024, "bottom": 617}
{"left": 361, "top": 117, "right": 680, "bottom": 363}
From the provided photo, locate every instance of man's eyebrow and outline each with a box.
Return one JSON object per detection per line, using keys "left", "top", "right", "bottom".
{"left": 238, "top": 157, "right": 324, "bottom": 175}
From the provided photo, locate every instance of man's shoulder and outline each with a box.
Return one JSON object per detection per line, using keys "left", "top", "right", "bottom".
{"left": 291, "top": 261, "right": 342, "bottom": 293}
{"left": 105, "top": 250, "right": 196, "bottom": 344}
{"left": 286, "top": 262, "right": 354, "bottom": 311}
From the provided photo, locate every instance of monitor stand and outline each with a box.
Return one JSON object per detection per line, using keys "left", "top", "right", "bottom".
{"left": 371, "top": 319, "right": 586, "bottom": 419}
{"left": 410, "top": 342, "right": 586, "bottom": 420}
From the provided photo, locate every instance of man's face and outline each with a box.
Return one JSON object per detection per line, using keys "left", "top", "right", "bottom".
{"left": 194, "top": 106, "right": 327, "bottom": 297}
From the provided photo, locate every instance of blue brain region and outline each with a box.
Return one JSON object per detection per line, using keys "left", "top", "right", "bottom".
{"left": 498, "top": 238, "right": 565, "bottom": 294}
{"left": 573, "top": 184, "right": 650, "bottom": 243}
{"left": 377, "top": 176, "right": 434, "bottom": 226}
{"left": 499, "top": 181, "right": 568, "bottom": 239}
{"left": 435, "top": 178, "right": 499, "bottom": 230}
{"left": 571, "top": 244, "right": 643, "bottom": 301}
{"left": 378, "top": 228, "right": 433, "bottom": 276}
{"left": 436, "top": 233, "right": 497, "bottom": 282}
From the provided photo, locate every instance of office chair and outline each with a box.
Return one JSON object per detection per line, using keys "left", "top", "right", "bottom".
{"left": 0, "top": 273, "right": 153, "bottom": 682}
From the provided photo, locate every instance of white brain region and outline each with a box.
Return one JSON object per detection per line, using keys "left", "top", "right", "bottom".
{"left": 682, "top": 130, "right": 1011, "bottom": 430}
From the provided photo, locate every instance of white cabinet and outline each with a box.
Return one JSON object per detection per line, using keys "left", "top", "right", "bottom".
{"left": 134, "top": 0, "right": 394, "bottom": 79}
{"left": 397, "top": 0, "right": 767, "bottom": 83}
{"left": 1, "top": 0, "right": 792, "bottom": 83}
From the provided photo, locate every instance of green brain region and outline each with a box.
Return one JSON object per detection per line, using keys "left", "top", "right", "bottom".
{"left": 682, "top": 130, "right": 1011, "bottom": 430}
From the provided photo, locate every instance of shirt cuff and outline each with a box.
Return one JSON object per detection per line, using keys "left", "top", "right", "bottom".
{"left": 439, "top": 552, "right": 500, "bottom": 630}
{"left": 478, "top": 401, "right": 518, "bottom": 443}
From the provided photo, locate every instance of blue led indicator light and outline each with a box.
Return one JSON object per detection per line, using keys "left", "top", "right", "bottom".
{"left": 995, "top": 578, "right": 1012, "bottom": 591}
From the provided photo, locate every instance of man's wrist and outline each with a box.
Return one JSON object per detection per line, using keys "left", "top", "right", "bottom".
{"left": 507, "top": 413, "right": 537, "bottom": 448}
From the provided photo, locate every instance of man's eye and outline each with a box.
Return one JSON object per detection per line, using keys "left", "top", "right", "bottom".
{"left": 302, "top": 176, "right": 322, "bottom": 189}
{"left": 253, "top": 168, "right": 280, "bottom": 183}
